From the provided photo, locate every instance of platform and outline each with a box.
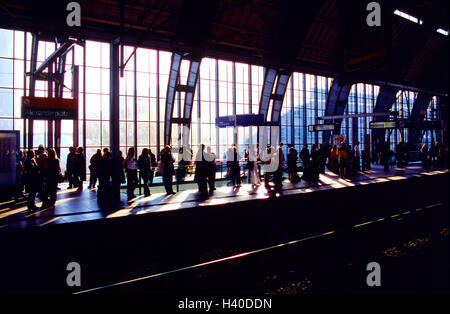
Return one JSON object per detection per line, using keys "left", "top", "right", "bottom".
{"left": 0, "top": 165, "right": 447, "bottom": 231}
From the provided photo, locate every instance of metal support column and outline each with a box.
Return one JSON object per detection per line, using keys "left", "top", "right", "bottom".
{"left": 23, "top": 32, "right": 27, "bottom": 150}
{"left": 164, "top": 52, "right": 182, "bottom": 146}
{"left": 156, "top": 51, "right": 161, "bottom": 154}
{"left": 133, "top": 47, "right": 138, "bottom": 154}
{"left": 72, "top": 65, "right": 79, "bottom": 147}
{"left": 47, "top": 61, "right": 54, "bottom": 149}
{"left": 215, "top": 59, "right": 219, "bottom": 156}
{"left": 372, "top": 85, "right": 398, "bottom": 144}
{"left": 27, "top": 34, "right": 39, "bottom": 149}
{"left": 110, "top": 39, "right": 121, "bottom": 202}
{"left": 164, "top": 53, "right": 200, "bottom": 147}
{"left": 290, "top": 74, "right": 294, "bottom": 146}
{"left": 54, "top": 51, "right": 67, "bottom": 155}
{"left": 352, "top": 85, "right": 358, "bottom": 145}
{"left": 409, "top": 93, "right": 433, "bottom": 145}
{"left": 313, "top": 75, "right": 318, "bottom": 145}
{"left": 82, "top": 44, "right": 87, "bottom": 150}
{"left": 322, "top": 79, "right": 351, "bottom": 145}
{"left": 248, "top": 63, "right": 253, "bottom": 148}
{"left": 232, "top": 61, "right": 237, "bottom": 145}
{"left": 302, "top": 73, "right": 307, "bottom": 145}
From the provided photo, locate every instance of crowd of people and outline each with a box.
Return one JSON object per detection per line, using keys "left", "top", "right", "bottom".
{"left": 21, "top": 145, "right": 68, "bottom": 212}
{"left": 420, "top": 142, "right": 448, "bottom": 170}
{"left": 16, "top": 140, "right": 448, "bottom": 212}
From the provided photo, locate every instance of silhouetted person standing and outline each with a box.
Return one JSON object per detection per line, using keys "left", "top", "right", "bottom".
{"left": 273, "top": 143, "right": 285, "bottom": 188}
{"left": 97, "top": 150, "right": 113, "bottom": 203}
{"left": 353, "top": 141, "right": 361, "bottom": 172}
{"left": 73, "top": 146, "right": 86, "bottom": 191}
{"left": 300, "top": 144, "right": 310, "bottom": 168}
{"left": 287, "top": 145, "right": 299, "bottom": 183}
{"left": 66, "top": 146, "right": 75, "bottom": 189}
{"left": 229, "top": 145, "right": 241, "bottom": 187}
{"left": 24, "top": 150, "right": 40, "bottom": 212}
{"left": 88, "top": 149, "right": 102, "bottom": 189}
{"left": 36, "top": 144, "right": 48, "bottom": 169}
{"left": 380, "top": 142, "right": 390, "bottom": 171}
{"left": 329, "top": 145, "right": 339, "bottom": 174}
{"left": 137, "top": 148, "right": 151, "bottom": 197}
{"left": 160, "top": 145, "right": 176, "bottom": 195}
{"left": 195, "top": 144, "right": 209, "bottom": 197}
{"left": 118, "top": 150, "right": 126, "bottom": 185}
{"left": 421, "top": 144, "right": 430, "bottom": 170}
{"left": 262, "top": 146, "right": 274, "bottom": 189}
{"left": 243, "top": 148, "right": 249, "bottom": 180}
{"left": 206, "top": 146, "right": 216, "bottom": 194}
{"left": 430, "top": 142, "right": 440, "bottom": 167}
{"left": 318, "top": 143, "right": 328, "bottom": 174}
{"left": 338, "top": 144, "right": 348, "bottom": 179}
{"left": 311, "top": 144, "right": 320, "bottom": 181}
{"left": 124, "top": 147, "right": 138, "bottom": 200}
{"left": 176, "top": 147, "right": 189, "bottom": 184}
{"left": 149, "top": 148, "right": 156, "bottom": 185}
{"left": 346, "top": 144, "right": 354, "bottom": 176}
{"left": 248, "top": 144, "right": 261, "bottom": 187}
{"left": 43, "top": 148, "right": 61, "bottom": 208}
{"left": 361, "top": 146, "right": 371, "bottom": 171}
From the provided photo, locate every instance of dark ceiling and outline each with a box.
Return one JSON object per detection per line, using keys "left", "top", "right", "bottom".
{"left": 0, "top": 0, "right": 448, "bottom": 95}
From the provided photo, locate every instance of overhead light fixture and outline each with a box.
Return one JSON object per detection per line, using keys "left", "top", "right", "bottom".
{"left": 436, "top": 28, "right": 449, "bottom": 36}
{"left": 394, "top": 9, "right": 423, "bottom": 25}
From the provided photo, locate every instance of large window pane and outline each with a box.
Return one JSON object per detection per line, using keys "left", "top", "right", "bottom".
{"left": 85, "top": 93, "right": 101, "bottom": 120}
{"left": 86, "top": 121, "right": 101, "bottom": 146}
{"left": 137, "top": 122, "right": 149, "bottom": 146}
{"left": 0, "top": 58, "right": 13, "bottom": 88}
{"left": 0, "top": 29, "right": 13, "bottom": 57}
{"left": 0, "top": 88, "right": 13, "bottom": 117}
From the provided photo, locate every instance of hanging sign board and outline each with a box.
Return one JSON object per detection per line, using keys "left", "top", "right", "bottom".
{"left": 216, "top": 114, "right": 265, "bottom": 128}
{"left": 21, "top": 96, "right": 78, "bottom": 119}
{"left": 369, "top": 121, "right": 397, "bottom": 129}
{"left": 308, "top": 124, "right": 338, "bottom": 132}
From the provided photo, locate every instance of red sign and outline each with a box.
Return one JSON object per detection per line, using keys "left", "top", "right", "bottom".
{"left": 21, "top": 96, "right": 78, "bottom": 119}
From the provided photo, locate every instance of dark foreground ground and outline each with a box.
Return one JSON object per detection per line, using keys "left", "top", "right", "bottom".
{"left": 0, "top": 171, "right": 448, "bottom": 294}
